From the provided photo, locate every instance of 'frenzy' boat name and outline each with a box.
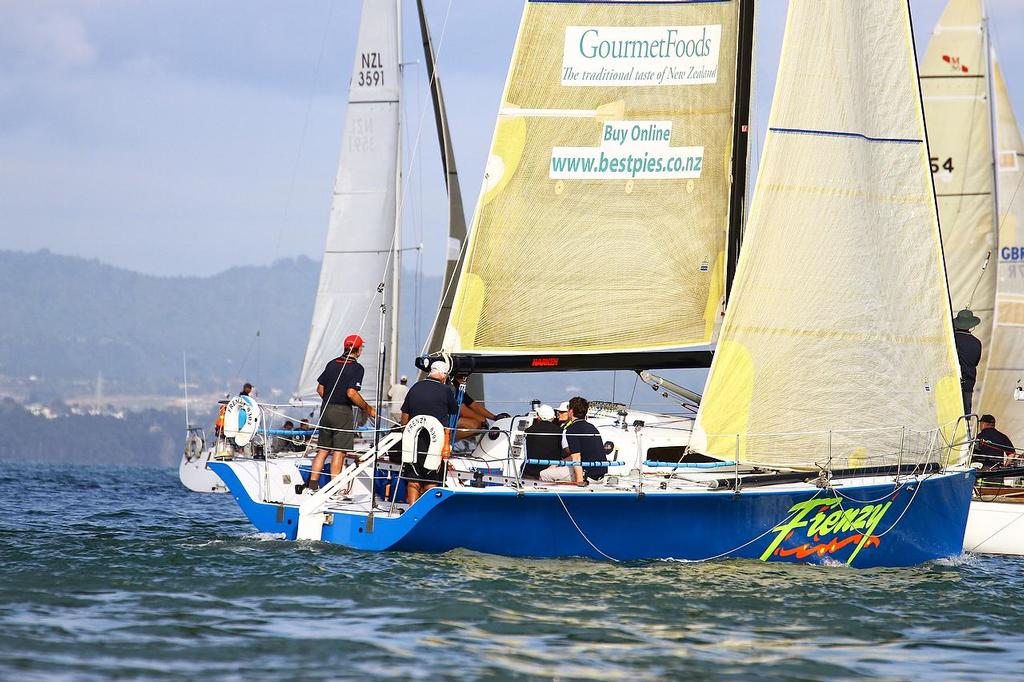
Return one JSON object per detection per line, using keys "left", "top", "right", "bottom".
{"left": 562, "top": 26, "right": 721, "bottom": 86}
{"left": 760, "top": 497, "right": 894, "bottom": 565}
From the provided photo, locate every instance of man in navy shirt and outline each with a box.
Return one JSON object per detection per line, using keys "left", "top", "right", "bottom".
{"left": 953, "top": 309, "right": 983, "bottom": 414}
{"left": 540, "top": 396, "right": 607, "bottom": 484}
{"left": 401, "top": 360, "right": 459, "bottom": 504}
{"left": 974, "top": 414, "right": 1017, "bottom": 469}
{"left": 305, "top": 334, "right": 376, "bottom": 492}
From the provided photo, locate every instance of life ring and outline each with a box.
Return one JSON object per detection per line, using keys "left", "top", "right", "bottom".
{"left": 183, "top": 433, "right": 205, "bottom": 462}
{"left": 402, "top": 415, "right": 446, "bottom": 471}
{"left": 223, "top": 395, "right": 261, "bottom": 446}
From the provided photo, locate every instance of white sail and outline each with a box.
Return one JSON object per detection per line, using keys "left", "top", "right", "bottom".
{"left": 921, "top": 0, "right": 996, "bottom": 407}
{"left": 979, "top": 59, "right": 1024, "bottom": 435}
{"left": 692, "top": 0, "right": 963, "bottom": 468}
{"left": 443, "top": 0, "right": 747, "bottom": 356}
{"left": 295, "top": 0, "right": 401, "bottom": 403}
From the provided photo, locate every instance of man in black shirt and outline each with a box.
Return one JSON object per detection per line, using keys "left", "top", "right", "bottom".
{"left": 401, "top": 360, "right": 459, "bottom": 504}
{"left": 974, "top": 414, "right": 1017, "bottom": 469}
{"left": 522, "top": 404, "right": 562, "bottom": 479}
{"left": 305, "top": 334, "right": 376, "bottom": 492}
{"left": 953, "top": 309, "right": 983, "bottom": 414}
{"left": 540, "top": 396, "right": 607, "bottom": 484}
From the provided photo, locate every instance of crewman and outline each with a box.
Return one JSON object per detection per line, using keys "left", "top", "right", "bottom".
{"left": 540, "top": 396, "right": 607, "bottom": 485}
{"left": 401, "top": 360, "right": 459, "bottom": 504}
{"left": 953, "top": 309, "right": 982, "bottom": 414}
{"left": 304, "top": 334, "right": 376, "bottom": 492}
{"left": 975, "top": 414, "right": 1017, "bottom": 469}
{"left": 522, "top": 404, "right": 561, "bottom": 479}
{"left": 388, "top": 375, "right": 410, "bottom": 426}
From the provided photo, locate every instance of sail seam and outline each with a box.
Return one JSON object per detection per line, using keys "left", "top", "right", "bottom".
{"left": 769, "top": 127, "right": 921, "bottom": 144}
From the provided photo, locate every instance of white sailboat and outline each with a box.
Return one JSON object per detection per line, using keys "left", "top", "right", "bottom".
{"left": 180, "top": 0, "right": 470, "bottom": 493}
{"left": 210, "top": 0, "right": 975, "bottom": 567}
{"left": 922, "top": 0, "right": 1024, "bottom": 555}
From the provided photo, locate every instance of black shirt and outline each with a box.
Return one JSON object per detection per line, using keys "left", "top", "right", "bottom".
{"left": 975, "top": 427, "right": 1015, "bottom": 467}
{"left": 562, "top": 419, "right": 607, "bottom": 480}
{"left": 402, "top": 378, "right": 459, "bottom": 426}
{"left": 523, "top": 420, "right": 563, "bottom": 478}
{"left": 955, "top": 330, "right": 982, "bottom": 392}
{"left": 317, "top": 357, "right": 365, "bottom": 407}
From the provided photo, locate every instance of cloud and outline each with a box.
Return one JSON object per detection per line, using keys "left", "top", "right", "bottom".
{"left": 0, "top": 9, "right": 96, "bottom": 70}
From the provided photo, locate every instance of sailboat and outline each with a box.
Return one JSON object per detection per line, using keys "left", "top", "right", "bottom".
{"left": 922, "top": 0, "right": 1024, "bottom": 555}
{"left": 180, "top": 0, "right": 473, "bottom": 493}
{"left": 209, "top": 0, "right": 974, "bottom": 567}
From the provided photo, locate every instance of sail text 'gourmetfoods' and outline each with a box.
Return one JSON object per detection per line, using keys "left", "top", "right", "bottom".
{"left": 550, "top": 121, "right": 703, "bottom": 180}
{"left": 562, "top": 25, "right": 721, "bottom": 86}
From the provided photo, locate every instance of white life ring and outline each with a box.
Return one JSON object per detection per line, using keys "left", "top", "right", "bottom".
{"left": 402, "top": 415, "right": 446, "bottom": 471}
{"left": 183, "top": 433, "right": 204, "bottom": 461}
{"left": 223, "top": 395, "right": 261, "bottom": 446}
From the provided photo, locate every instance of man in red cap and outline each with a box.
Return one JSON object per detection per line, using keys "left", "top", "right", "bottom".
{"left": 305, "top": 334, "right": 376, "bottom": 492}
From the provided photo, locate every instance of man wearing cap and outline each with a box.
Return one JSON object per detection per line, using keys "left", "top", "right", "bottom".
{"left": 388, "top": 375, "right": 410, "bottom": 426}
{"left": 401, "top": 360, "right": 459, "bottom": 504}
{"left": 305, "top": 334, "right": 376, "bottom": 492}
{"left": 522, "top": 404, "right": 561, "bottom": 479}
{"left": 540, "top": 396, "right": 607, "bottom": 485}
{"left": 974, "top": 414, "right": 1017, "bottom": 469}
{"left": 953, "top": 309, "right": 983, "bottom": 414}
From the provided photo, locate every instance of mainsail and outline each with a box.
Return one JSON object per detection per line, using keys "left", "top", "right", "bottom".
{"left": 692, "top": 0, "right": 963, "bottom": 468}
{"left": 979, "top": 59, "right": 1024, "bottom": 436}
{"left": 442, "top": 0, "right": 751, "bottom": 366}
{"left": 295, "top": 0, "right": 401, "bottom": 403}
{"left": 921, "top": 0, "right": 996, "bottom": 407}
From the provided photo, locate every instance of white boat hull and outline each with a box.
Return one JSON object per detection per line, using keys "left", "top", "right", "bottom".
{"left": 964, "top": 499, "right": 1024, "bottom": 555}
{"left": 179, "top": 449, "right": 229, "bottom": 494}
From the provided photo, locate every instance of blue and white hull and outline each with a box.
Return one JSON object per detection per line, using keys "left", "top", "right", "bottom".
{"left": 210, "top": 458, "right": 974, "bottom": 567}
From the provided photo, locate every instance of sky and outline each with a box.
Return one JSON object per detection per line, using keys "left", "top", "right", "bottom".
{"left": 1, "top": 0, "right": 1024, "bottom": 280}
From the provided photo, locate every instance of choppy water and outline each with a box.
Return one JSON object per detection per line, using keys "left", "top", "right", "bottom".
{"left": 4, "top": 461, "right": 1024, "bottom": 680}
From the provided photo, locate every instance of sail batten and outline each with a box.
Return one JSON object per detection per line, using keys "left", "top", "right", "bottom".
{"left": 294, "top": 0, "right": 401, "bottom": 403}
{"left": 691, "top": 0, "right": 963, "bottom": 468}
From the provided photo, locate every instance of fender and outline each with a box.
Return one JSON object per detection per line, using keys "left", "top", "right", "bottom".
{"left": 402, "top": 415, "right": 446, "bottom": 471}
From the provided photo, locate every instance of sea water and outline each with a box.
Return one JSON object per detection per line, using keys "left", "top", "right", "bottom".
{"left": 3, "top": 461, "right": 1023, "bottom": 680}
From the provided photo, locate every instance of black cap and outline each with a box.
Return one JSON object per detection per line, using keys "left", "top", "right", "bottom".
{"left": 980, "top": 414, "right": 996, "bottom": 424}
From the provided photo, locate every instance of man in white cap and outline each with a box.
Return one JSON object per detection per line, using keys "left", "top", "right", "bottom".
{"left": 521, "top": 404, "right": 562, "bottom": 479}
{"left": 387, "top": 375, "right": 410, "bottom": 426}
{"left": 400, "top": 360, "right": 459, "bottom": 504}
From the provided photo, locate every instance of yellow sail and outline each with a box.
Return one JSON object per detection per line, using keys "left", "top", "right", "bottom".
{"left": 978, "top": 60, "right": 1024, "bottom": 438}
{"left": 443, "top": 0, "right": 743, "bottom": 355}
{"left": 691, "top": 0, "right": 963, "bottom": 468}
{"left": 921, "top": 0, "right": 996, "bottom": 408}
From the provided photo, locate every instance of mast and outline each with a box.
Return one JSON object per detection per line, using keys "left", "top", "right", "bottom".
{"left": 725, "top": 0, "right": 756, "bottom": 302}
{"left": 388, "top": 0, "right": 403, "bottom": 392}
{"left": 415, "top": 0, "right": 484, "bottom": 398}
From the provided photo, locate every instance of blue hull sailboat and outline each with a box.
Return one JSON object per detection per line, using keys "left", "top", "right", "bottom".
{"left": 212, "top": 0, "right": 976, "bottom": 567}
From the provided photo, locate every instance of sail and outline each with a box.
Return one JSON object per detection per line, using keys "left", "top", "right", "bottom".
{"left": 921, "top": 0, "right": 996, "bottom": 407}
{"left": 691, "top": 0, "right": 963, "bottom": 468}
{"left": 978, "top": 60, "right": 1024, "bottom": 437}
{"left": 295, "top": 0, "right": 401, "bottom": 403}
{"left": 443, "top": 0, "right": 747, "bottom": 356}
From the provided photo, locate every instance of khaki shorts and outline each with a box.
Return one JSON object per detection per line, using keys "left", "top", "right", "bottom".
{"left": 319, "top": 404, "right": 355, "bottom": 451}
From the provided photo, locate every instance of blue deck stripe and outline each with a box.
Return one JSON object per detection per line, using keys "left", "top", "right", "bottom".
{"left": 769, "top": 127, "right": 922, "bottom": 144}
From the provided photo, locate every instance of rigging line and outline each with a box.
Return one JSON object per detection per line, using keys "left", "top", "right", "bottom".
{"left": 967, "top": 250, "right": 992, "bottom": 309}
{"left": 554, "top": 493, "right": 618, "bottom": 562}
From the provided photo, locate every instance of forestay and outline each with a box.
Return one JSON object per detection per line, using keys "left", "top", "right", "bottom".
{"left": 692, "top": 0, "right": 963, "bottom": 468}
{"left": 295, "top": 0, "right": 401, "bottom": 402}
{"left": 443, "top": 0, "right": 744, "bottom": 355}
{"left": 979, "top": 60, "right": 1024, "bottom": 438}
{"left": 921, "top": 0, "right": 996, "bottom": 407}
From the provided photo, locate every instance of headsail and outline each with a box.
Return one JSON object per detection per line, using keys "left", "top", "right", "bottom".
{"left": 921, "top": 0, "right": 996, "bottom": 407}
{"left": 978, "top": 59, "right": 1024, "bottom": 435}
{"left": 295, "top": 0, "right": 401, "bottom": 402}
{"left": 442, "top": 0, "right": 750, "bottom": 366}
{"left": 692, "top": 0, "right": 963, "bottom": 468}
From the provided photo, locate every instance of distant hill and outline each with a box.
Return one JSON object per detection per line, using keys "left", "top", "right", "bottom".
{"left": 0, "top": 249, "right": 320, "bottom": 400}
